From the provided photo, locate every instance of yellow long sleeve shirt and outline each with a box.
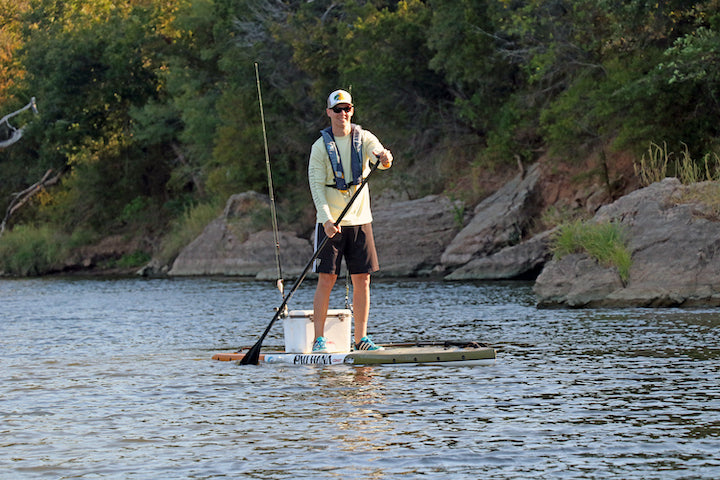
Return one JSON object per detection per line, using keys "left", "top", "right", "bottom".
{"left": 308, "top": 128, "right": 388, "bottom": 226}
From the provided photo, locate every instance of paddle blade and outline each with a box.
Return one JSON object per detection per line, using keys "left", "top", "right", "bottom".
{"left": 238, "top": 341, "right": 262, "bottom": 365}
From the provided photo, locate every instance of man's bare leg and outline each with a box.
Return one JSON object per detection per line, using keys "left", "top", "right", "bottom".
{"left": 351, "top": 273, "right": 371, "bottom": 344}
{"left": 313, "top": 273, "right": 337, "bottom": 339}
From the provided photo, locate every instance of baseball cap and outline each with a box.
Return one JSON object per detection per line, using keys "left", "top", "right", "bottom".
{"left": 327, "top": 90, "right": 353, "bottom": 108}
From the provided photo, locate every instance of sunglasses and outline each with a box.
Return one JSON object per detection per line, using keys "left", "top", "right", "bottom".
{"left": 332, "top": 105, "right": 352, "bottom": 113}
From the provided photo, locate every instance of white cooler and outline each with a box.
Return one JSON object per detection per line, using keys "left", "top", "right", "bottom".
{"left": 283, "top": 309, "right": 352, "bottom": 353}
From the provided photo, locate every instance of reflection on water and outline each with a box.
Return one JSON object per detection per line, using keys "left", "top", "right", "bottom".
{"left": 1, "top": 277, "right": 719, "bottom": 479}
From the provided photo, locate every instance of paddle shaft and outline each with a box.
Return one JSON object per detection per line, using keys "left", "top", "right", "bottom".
{"left": 239, "top": 159, "right": 382, "bottom": 365}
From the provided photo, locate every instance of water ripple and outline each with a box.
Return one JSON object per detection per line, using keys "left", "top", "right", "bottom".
{"left": 1, "top": 278, "right": 719, "bottom": 479}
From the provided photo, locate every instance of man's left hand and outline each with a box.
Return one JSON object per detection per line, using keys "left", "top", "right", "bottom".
{"left": 378, "top": 149, "right": 393, "bottom": 167}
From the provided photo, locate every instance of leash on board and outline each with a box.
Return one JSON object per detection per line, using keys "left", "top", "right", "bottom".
{"left": 255, "top": 63, "right": 286, "bottom": 307}
{"left": 344, "top": 269, "right": 352, "bottom": 312}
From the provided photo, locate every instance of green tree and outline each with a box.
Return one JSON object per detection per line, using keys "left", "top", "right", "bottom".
{"left": 4, "top": 0, "right": 720, "bottom": 274}
{"left": 339, "top": 0, "right": 452, "bottom": 137}
{"left": 494, "top": 0, "right": 720, "bottom": 158}
{"left": 12, "top": 0, "right": 167, "bottom": 229}
{"left": 0, "top": 0, "right": 30, "bottom": 102}
{"left": 427, "top": 0, "right": 517, "bottom": 136}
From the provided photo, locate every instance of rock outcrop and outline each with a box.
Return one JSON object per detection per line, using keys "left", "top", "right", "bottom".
{"left": 168, "top": 192, "right": 311, "bottom": 278}
{"left": 158, "top": 166, "right": 720, "bottom": 308}
{"left": 534, "top": 178, "right": 720, "bottom": 307}
{"left": 445, "top": 229, "right": 554, "bottom": 281}
{"left": 372, "top": 195, "right": 464, "bottom": 277}
{"left": 164, "top": 164, "right": 554, "bottom": 281}
{"left": 440, "top": 163, "right": 544, "bottom": 269}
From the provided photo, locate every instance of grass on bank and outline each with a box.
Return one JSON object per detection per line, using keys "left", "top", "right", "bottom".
{"left": 672, "top": 181, "right": 720, "bottom": 220}
{"left": 156, "top": 201, "right": 223, "bottom": 267}
{"left": 0, "top": 225, "right": 71, "bottom": 276}
{"left": 635, "top": 141, "right": 720, "bottom": 218}
{"left": 635, "top": 142, "right": 720, "bottom": 186}
{"left": 552, "top": 220, "right": 632, "bottom": 284}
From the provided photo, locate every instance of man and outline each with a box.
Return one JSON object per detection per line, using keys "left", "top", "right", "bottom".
{"left": 307, "top": 89, "right": 393, "bottom": 353}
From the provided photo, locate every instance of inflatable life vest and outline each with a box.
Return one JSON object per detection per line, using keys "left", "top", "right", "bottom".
{"left": 320, "top": 124, "right": 363, "bottom": 191}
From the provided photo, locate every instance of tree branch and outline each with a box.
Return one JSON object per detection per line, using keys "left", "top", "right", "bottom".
{"left": 0, "top": 97, "right": 38, "bottom": 150}
{"left": 1, "top": 168, "right": 63, "bottom": 237}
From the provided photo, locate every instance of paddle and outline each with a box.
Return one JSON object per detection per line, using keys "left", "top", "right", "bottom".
{"left": 239, "top": 157, "right": 383, "bottom": 365}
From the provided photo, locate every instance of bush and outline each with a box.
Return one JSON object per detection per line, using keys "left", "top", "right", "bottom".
{"left": 113, "top": 251, "right": 153, "bottom": 269}
{"left": 0, "top": 225, "right": 69, "bottom": 276}
{"left": 552, "top": 220, "right": 632, "bottom": 284}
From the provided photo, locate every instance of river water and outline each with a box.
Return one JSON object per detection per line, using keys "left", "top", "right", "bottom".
{"left": 1, "top": 277, "right": 719, "bottom": 479}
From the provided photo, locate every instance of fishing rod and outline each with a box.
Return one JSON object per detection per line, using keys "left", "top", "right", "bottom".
{"left": 254, "top": 63, "right": 284, "bottom": 298}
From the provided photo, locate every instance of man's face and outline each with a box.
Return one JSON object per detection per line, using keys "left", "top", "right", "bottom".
{"left": 327, "top": 103, "right": 353, "bottom": 126}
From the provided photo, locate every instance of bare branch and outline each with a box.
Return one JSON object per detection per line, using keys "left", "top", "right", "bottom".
{"left": 1, "top": 168, "right": 63, "bottom": 237}
{"left": 0, "top": 97, "right": 38, "bottom": 150}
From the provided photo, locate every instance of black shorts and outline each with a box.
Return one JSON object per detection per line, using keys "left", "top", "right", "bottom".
{"left": 313, "top": 223, "right": 380, "bottom": 275}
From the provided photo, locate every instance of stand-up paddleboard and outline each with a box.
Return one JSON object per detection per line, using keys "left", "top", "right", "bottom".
{"left": 212, "top": 341, "right": 495, "bottom": 366}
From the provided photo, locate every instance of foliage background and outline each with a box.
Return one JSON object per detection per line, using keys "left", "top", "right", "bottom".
{"left": 1, "top": 0, "right": 719, "bottom": 273}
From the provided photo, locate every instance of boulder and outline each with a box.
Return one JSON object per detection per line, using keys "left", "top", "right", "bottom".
{"left": 532, "top": 253, "right": 626, "bottom": 307}
{"left": 534, "top": 178, "right": 720, "bottom": 307}
{"left": 445, "top": 229, "right": 554, "bottom": 281}
{"left": 440, "top": 163, "right": 544, "bottom": 269}
{"left": 372, "top": 194, "right": 463, "bottom": 276}
{"left": 168, "top": 192, "right": 466, "bottom": 279}
{"left": 168, "top": 192, "right": 311, "bottom": 277}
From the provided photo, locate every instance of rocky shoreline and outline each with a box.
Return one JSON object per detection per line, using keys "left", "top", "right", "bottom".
{"left": 157, "top": 159, "right": 720, "bottom": 308}
{"left": 535, "top": 178, "right": 720, "bottom": 307}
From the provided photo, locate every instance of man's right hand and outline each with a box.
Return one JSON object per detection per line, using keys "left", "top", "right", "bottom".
{"left": 324, "top": 220, "right": 341, "bottom": 238}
